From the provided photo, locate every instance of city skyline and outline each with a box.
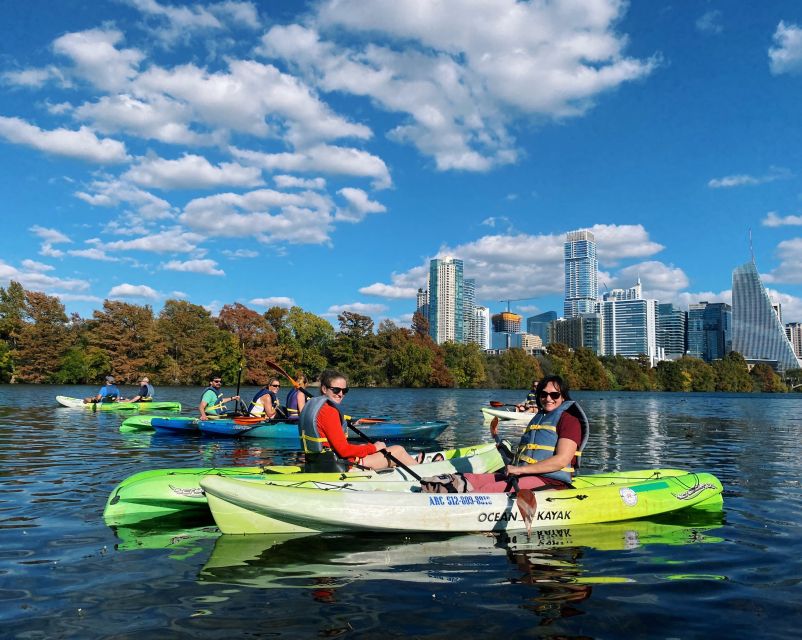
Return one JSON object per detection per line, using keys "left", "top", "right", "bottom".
{"left": 2, "top": 2, "right": 802, "bottom": 327}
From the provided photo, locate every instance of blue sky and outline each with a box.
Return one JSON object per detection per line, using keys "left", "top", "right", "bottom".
{"left": 2, "top": 0, "right": 802, "bottom": 327}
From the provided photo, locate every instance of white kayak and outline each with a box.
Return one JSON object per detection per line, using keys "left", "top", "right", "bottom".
{"left": 481, "top": 406, "right": 535, "bottom": 425}
{"left": 201, "top": 469, "right": 724, "bottom": 535}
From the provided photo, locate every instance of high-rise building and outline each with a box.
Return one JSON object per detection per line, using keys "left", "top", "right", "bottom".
{"left": 598, "top": 281, "right": 659, "bottom": 365}
{"left": 732, "top": 260, "right": 800, "bottom": 372}
{"left": 473, "top": 306, "right": 491, "bottom": 350}
{"left": 682, "top": 301, "right": 730, "bottom": 362}
{"left": 787, "top": 322, "right": 802, "bottom": 359}
{"left": 526, "top": 311, "right": 557, "bottom": 347}
{"left": 492, "top": 311, "right": 522, "bottom": 333}
{"left": 415, "top": 287, "right": 429, "bottom": 325}
{"left": 463, "top": 278, "right": 476, "bottom": 345}
{"left": 657, "top": 303, "right": 687, "bottom": 359}
{"left": 428, "top": 257, "right": 464, "bottom": 345}
{"left": 564, "top": 230, "right": 598, "bottom": 318}
{"left": 551, "top": 313, "right": 603, "bottom": 355}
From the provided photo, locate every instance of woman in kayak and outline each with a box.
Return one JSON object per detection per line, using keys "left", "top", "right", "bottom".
{"left": 284, "top": 373, "right": 307, "bottom": 420}
{"left": 299, "top": 369, "right": 422, "bottom": 472}
{"left": 422, "top": 375, "right": 588, "bottom": 493}
{"left": 248, "top": 378, "right": 283, "bottom": 418}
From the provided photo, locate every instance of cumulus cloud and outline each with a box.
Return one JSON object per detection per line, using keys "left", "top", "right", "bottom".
{"left": 359, "top": 282, "right": 418, "bottom": 299}
{"left": 763, "top": 211, "right": 802, "bottom": 227}
{"left": 274, "top": 174, "right": 326, "bottom": 190}
{"left": 123, "top": 153, "right": 263, "bottom": 190}
{"left": 30, "top": 225, "right": 71, "bottom": 244}
{"left": 696, "top": 10, "right": 723, "bottom": 35}
{"left": 0, "top": 116, "right": 128, "bottom": 163}
{"left": 162, "top": 259, "right": 225, "bottom": 276}
{"left": 0, "top": 259, "right": 89, "bottom": 293}
{"left": 103, "top": 228, "right": 204, "bottom": 253}
{"left": 68, "top": 247, "right": 118, "bottom": 261}
{"left": 325, "top": 302, "right": 389, "bottom": 316}
{"left": 764, "top": 238, "right": 802, "bottom": 284}
{"left": 708, "top": 167, "right": 791, "bottom": 188}
{"left": 53, "top": 28, "right": 144, "bottom": 92}
{"left": 335, "top": 187, "right": 386, "bottom": 222}
{"left": 75, "top": 179, "right": 174, "bottom": 219}
{"left": 222, "top": 248, "right": 258, "bottom": 258}
{"left": 108, "top": 283, "right": 161, "bottom": 299}
{"left": 590, "top": 224, "right": 665, "bottom": 264}
{"left": 249, "top": 296, "right": 294, "bottom": 308}
{"left": 769, "top": 21, "right": 802, "bottom": 75}
{"left": 21, "top": 259, "right": 55, "bottom": 272}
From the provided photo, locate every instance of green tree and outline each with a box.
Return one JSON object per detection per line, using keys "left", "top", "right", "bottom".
{"left": 572, "top": 347, "right": 611, "bottom": 390}
{"left": 327, "top": 311, "right": 379, "bottom": 386}
{"left": 655, "top": 359, "right": 687, "bottom": 392}
{"left": 678, "top": 356, "right": 716, "bottom": 392}
{"left": 712, "top": 352, "right": 752, "bottom": 392}
{"left": 786, "top": 368, "right": 802, "bottom": 392}
{"left": 491, "top": 348, "right": 542, "bottom": 389}
{"left": 14, "top": 290, "right": 71, "bottom": 383}
{"left": 442, "top": 341, "right": 488, "bottom": 388}
{"left": 750, "top": 362, "right": 786, "bottom": 392}
{"left": 217, "top": 303, "right": 278, "bottom": 384}
{"left": 287, "top": 306, "right": 335, "bottom": 381}
{"left": 0, "top": 280, "right": 26, "bottom": 380}
{"left": 376, "top": 321, "right": 434, "bottom": 387}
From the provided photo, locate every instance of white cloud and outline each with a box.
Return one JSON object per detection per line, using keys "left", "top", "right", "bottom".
{"left": 249, "top": 296, "right": 294, "bottom": 308}
{"left": 68, "top": 247, "right": 118, "bottom": 261}
{"left": 53, "top": 28, "right": 144, "bottom": 92}
{"left": 335, "top": 187, "right": 386, "bottom": 222}
{"left": 769, "top": 21, "right": 802, "bottom": 75}
{"left": 123, "top": 153, "right": 263, "bottom": 190}
{"left": 326, "top": 302, "right": 389, "bottom": 316}
{"left": 30, "top": 225, "right": 71, "bottom": 244}
{"left": 763, "top": 211, "right": 802, "bottom": 227}
{"left": 21, "top": 259, "right": 55, "bottom": 272}
{"left": 162, "top": 259, "right": 225, "bottom": 276}
{"left": 765, "top": 238, "right": 802, "bottom": 284}
{"left": 75, "top": 179, "right": 174, "bottom": 220}
{"left": 0, "top": 116, "right": 129, "bottom": 163}
{"left": 0, "top": 259, "right": 90, "bottom": 293}
{"left": 590, "top": 224, "right": 665, "bottom": 264}
{"left": 108, "top": 283, "right": 161, "bottom": 300}
{"left": 274, "top": 174, "right": 326, "bottom": 190}
{"left": 359, "top": 282, "right": 418, "bottom": 299}
{"left": 103, "top": 228, "right": 204, "bottom": 253}
{"left": 608, "top": 261, "right": 690, "bottom": 300}
{"left": 222, "top": 248, "right": 258, "bottom": 258}
{"left": 1, "top": 66, "right": 64, "bottom": 88}
{"left": 708, "top": 167, "right": 791, "bottom": 188}
{"left": 696, "top": 10, "right": 723, "bottom": 35}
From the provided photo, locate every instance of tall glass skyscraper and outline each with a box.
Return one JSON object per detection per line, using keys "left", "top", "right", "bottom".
{"left": 687, "top": 301, "right": 730, "bottom": 362}
{"left": 428, "top": 257, "right": 464, "bottom": 345}
{"left": 732, "top": 261, "right": 799, "bottom": 372}
{"left": 526, "top": 311, "right": 557, "bottom": 346}
{"left": 564, "top": 230, "right": 598, "bottom": 318}
{"left": 657, "top": 302, "right": 687, "bottom": 359}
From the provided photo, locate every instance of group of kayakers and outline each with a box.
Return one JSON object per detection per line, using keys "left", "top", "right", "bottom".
{"left": 83, "top": 376, "right": 154, "bottom": 404}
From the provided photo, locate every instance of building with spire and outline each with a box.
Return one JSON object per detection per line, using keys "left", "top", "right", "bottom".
{"left": 732, "top": 260, "right": 800, "bottom": 372}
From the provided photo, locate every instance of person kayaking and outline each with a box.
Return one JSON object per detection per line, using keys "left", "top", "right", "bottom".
{"left": 514, "top": 379, "right": 540, "bottom": 412}
{"left": 84, "top": 375, "right": 121, "bottom": 404}
{"left": 127, "top": 376, "right": 154, "bottom": 403}
{"left": 283, "top": 373, "right": 307, "bottom": 420}
{"left": 299, "top": 369, "right": 423, "bottom": 472}
{"left": 199, "top": 375, "right": 240, "bottom": 421}
{"left": 422, "top": 375, "right": 588, "bottom": 493}
{"left": 248, "top": 377, "right": 284, "bottom": 418}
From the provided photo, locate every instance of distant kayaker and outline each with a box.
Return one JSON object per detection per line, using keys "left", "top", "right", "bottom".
{"left": 199, "top": 375, "right": 240, "bottom": 420}
{"left": 128, "top": 377, "right": 154, "bottom": 403}
{"left": 514, "top": 379, "right": 539, "bottom": 413}
{"left": 299, "top": 369, "right": 423, "bottom": 472}
{"left": 248, "top": 377, "right": 284, "bottom": 418}
{"left": 422, "top": 375, "right": 588, "bottom": 493}
{"left": 284, "top": 373, "right": 307, "bottom": 420}
{"left": 84, "top": 376, "right": 121, "bottom": 404}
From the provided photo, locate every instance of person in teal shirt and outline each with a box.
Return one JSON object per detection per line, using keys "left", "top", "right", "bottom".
{"left": 199, "top": 375, "right": 240, "bottom": 420}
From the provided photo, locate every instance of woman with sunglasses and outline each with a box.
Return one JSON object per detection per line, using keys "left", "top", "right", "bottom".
{"left": 248, "top": 377, "right": 283, "bottom": 418}
{"left": 283, "top": 373, "right": 307, "bottom": 420}
{"left": 299, "top": 369, "right": 422, "bottom": 472}
{"left": 422, "top": 375, "right": 589, "bottom": 493}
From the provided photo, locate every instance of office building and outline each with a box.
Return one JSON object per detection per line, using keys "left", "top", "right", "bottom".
{"left": 473, "top": 306, "right": 491, "bottom": 350}
{"left": 687, "top": 302, "right": 731, "bottom": 362}
{"left": 598, "top": 281, "right": 659, "bottom": 365}
{"left": 787, "top": 322, "right": 802, "bottom": 359}
{"left": 657, "top": 303, "right": 687, "bottom": 359}
{"left": 551, "top": 313, "right": 604, "bottom": 355}
{"left": 492, "top": 311, "right": 522, "bottom": 334}
{"left": 526, "top": 311, "right": 557, "bottom": 347}
{"left": 463, "top": 278, "right": 476, "bottom": 345}
{"left": 564, "top": 230, "right": 598, "bottom": 318}
{"left": 732, "top": 260, "right": 800, "bottom": 372}
{"left": 428, "top": 257, "right": 464, "bottom": 345}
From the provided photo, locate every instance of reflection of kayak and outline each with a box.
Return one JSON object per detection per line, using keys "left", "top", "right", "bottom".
{"left": 481, "top": 406, "right": 533, "bottom": 424}
{"left": 198, "top": 512, "right": 724, "bottom": 589}
{"left": 103, "top": 442, "right": 503, "bottom": 526}
{"left": 201, "top": 469, "right": 724, "bottom": 535}
{"left": 57, "top": 395, "right": 181, "bottom": 412}
{"left": 120, "top": 415, "right": 447, "bottom": 441}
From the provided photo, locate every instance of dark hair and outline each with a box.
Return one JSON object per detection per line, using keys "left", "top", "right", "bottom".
{"left": 319, "top": 369, "right": 347, "bottom": 390}
{"left": 209, "top": 374, "right": 221, "bottom": 382}
{"left": 534, "top": 375, "right": 571, "bottom": 410}
{"left": 265, "top": 377, "right": 280, "bottom": 387}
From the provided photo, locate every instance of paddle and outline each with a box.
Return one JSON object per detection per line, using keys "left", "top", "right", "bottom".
{"left": 489, "top": 400, "right": 518, "bottom": 408}
{"left": 493, "top": 417, "right": 536, "bottom": 535}
{"left": 346, "top": 419, "right": 422, "bottom": 481}
{"left": 234, "top": 358, "right": 244, "bottom": 416}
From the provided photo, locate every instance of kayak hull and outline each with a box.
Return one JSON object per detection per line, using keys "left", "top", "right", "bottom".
{"left": 201, "top": 470, "right": 724, "bottom": 535}
{"left": 57, "top": 395, "right": 181, "bottom": 412}
{"left": 481, "top": 406, "right": 533, "bottom": 424}
{"left": 103, "top": 442, "right": 503, "bottom": 526}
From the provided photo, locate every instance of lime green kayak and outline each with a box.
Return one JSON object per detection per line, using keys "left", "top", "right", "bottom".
{"left": 57, "top": 395, "right": 181, "bottom": 412}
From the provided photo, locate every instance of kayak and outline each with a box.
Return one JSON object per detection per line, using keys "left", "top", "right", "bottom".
{"left": 103, "top": 442, "right": 504, "bottom": 526}
{"left": 481, "top": 406, "right": 534, "bottom": 424}
{"left": 57, "top": 395, "right": 181, "bottom": 412}
{"left": 121, "top": 414, "right": 449, "bottom": 442}
{"left": 200, "top": 469, "right": 724, "bottom": 535}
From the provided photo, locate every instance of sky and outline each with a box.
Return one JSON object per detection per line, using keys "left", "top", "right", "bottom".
{"left": 2, "top": 0, "right": 802, "bottom": 329}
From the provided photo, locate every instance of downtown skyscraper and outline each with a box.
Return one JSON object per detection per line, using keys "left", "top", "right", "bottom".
{"left": 564, "top": 230, "right": 598, "bottom": 318}
{"left": 428, "top": 257, "right": 464, "bottom": 345}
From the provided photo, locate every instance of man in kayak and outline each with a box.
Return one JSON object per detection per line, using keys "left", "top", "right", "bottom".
{"left": 127, "top": 377, "right": 154, "bottom": 402}
{"left": 199, "top": 375, "right": 240, "bottom": 420}
{"left": 248, "top": 378, "right": 284, "bottom": 418}
{"left": 299, "top": 369, "right": 422, "bottom": 472}
{"left": 84, "top": 376, "right": 121, "bottom": 404}
{"left": 514, "top": 379, "right": 540, "bottom": 413}
{"left": 422, "top": 375, "right": 588, "bottom": 493}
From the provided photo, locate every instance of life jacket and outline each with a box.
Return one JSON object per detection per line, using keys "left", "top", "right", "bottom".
{"left": 513, "top": 400, "right": 590, "bottom": 485}
{"left": 100, "top": 385, "right": 120, "bottom": 403}
{"left": 525, "top": 391, "right": 538, "bottom": 404}
{"left": 201, "top": 387, "right": 225, "bottom": 415}
{"left": 298, "top": 395, "right": 349, "bottom": 472}
{"left": 285, "top": 387, "right": 302, "bottom": 419}
{"left": 135, "top": 383, "right": 154, "bottom": 402}
{"left": 248, "top": 388, "right": 277, "bottom": 416}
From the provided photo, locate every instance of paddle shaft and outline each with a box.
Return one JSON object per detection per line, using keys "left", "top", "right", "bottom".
{"left": 346, "top": 420, "right": 421, "bottom": 481}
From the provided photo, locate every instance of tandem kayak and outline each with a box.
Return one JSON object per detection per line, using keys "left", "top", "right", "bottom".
{"left": 103, "top": 442, "right": 504, "bottom": 526}
{"left": 200, "top": 469, "right": 724, "bottom": 535}
{"left": 481, "top": 406, "right": 534, "bottom": 425}
{"left": 56, "top": 395, "right": 181, "bottom": 412}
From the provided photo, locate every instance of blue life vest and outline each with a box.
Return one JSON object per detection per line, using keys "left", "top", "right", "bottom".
{"left": 525, "top": 391, "right": 538, "bottom": 404}
{"left": 99, "top": 385, "right": 120, "bottom": 403}
{"left": 248, "top": 388, "right": 277, "bottom": 415}
{"left": 200, "top": 387, "right": 225, "bottom": 415}
{"left": 513, "top": 400, "right": 590, "bottom": 485}
{"left": 135, "top": 383, "right": 154, "bottom": 401}
{"left": 285, "top": 388, "right": 302, "bottom": 419}
{"left": 298, "top": 395, "right": 349, "bottom": 472}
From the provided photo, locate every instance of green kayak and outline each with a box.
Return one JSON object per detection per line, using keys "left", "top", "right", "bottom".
{"left": 57, "top": 395, "right": 181, "bottom": 412}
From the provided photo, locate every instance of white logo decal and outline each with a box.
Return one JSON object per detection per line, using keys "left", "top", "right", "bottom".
{"left": 620, "top": 487, "right": 638, "bottom": 507}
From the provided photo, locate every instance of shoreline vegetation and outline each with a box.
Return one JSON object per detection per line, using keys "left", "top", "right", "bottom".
{"left": 1, "top": 281, "right": 800, "bottom": 393}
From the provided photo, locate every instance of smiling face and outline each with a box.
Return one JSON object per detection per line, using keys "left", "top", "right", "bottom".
{"left": 538, "top": 381, "right": 564, "bottom": 412}
{"left": 321, "top": 376, "right": 348, "bottom": 404}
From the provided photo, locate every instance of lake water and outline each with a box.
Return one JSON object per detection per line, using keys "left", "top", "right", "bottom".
{"left": 2, "top": 385, "right": 801, "bottom": 639}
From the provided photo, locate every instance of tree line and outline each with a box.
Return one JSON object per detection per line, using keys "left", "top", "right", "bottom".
{"left": 1, "top": 281, "right": 799, "bottom": 392}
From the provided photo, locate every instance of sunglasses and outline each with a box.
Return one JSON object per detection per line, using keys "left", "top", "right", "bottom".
{"left": 539, "top": 391, "right": 562, "bottom": 400}
{"left": 269, "top": 384, "right": 280, "bottom": 388}
{"left": 328, "top": 386, "right": 349, "bottom": 396}
{"left": 212, "top": 380, "right": 222, "bottom": 384}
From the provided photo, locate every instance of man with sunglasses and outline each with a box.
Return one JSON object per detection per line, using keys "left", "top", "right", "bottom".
{"left": 299, "top": 369, "right": 422, "bottom": 472}
{"left": 199, "top": 375, "right": 240, "bottom": 421}
{"left": 248, "top": 377, "right": 284, "bottom": 418}
{"left": 422, "top": 375, "right": 589, "bottom": 493}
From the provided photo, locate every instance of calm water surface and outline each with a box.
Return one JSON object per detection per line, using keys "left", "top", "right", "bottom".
{"left": 1, "top": 385, "right": 801, "bottom": 639}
